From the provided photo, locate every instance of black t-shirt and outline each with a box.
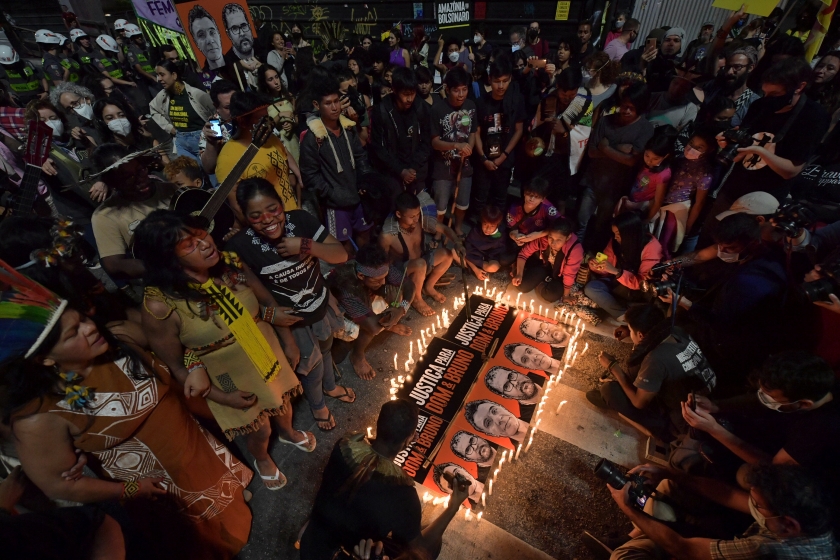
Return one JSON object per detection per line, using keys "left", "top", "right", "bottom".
{"left": 226, "top": 210, "right": 330, "bottom": 326}
{"left": 476, "top": 89, "right": 526, "bottom": 169}
{"left": 783, "top": 394, "right": 840, "bottom": 500}
{"left": 722, "top": 96, "right": 829, "bottom": 201}
{"left": 391, "top": 106, "right": 416, "bottom": 170}
{"left": 430, "top": 98, "right": 477, "bottom": 179}
{"left": 299, "top": 438, "right": 422, "bottom": 560}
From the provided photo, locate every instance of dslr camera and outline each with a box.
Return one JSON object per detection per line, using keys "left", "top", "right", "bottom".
{"left": 772, "top": 201, "right": 816, "bottom": 237}
{"left": 717, "top": 128, "right": 755, "bottom": 165}
{"left": 594, "top": 458, "right": 653, "bottom": 508}
{"left": 642, "top": 260, "right": 684, "bottom": 297}
{"left": 342, "top": 86, "right": 367, "bottom": 117}
{"left": 801, "top": 249, "right": 840, "bottom": 303}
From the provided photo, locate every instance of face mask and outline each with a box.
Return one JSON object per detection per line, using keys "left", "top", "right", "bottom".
{"left": 448, "top": 51, "right": 460, "bottom": 63}
{"left": 582, "top": 70, "right": 592, "bottom": 82}
{"left": 528, "top": 29, "right": 539, "bottom": 40}
{"left": 628, "top": 32, "right": 637, "bottom": 44}
{"left": 107, "top": 117, "right": 132, "bottom": 136}
{"left": 749, "top": 496, "right": 781, "bottom": 530}
{"left": 717, "top": 246, "right": 741, "bottom": 263}
{"left": 511, "top": 44, "right": 521, "bottom": 52}
{"left": 474, "top": 34, "right": 482, "bottom": 44}
{"left": 74, "top": 100, "right": 93, "bottom": 120}
{"left": 757, "top": 388, "right": 803, "bottom": 412}
{"left": 45, "top": 119, "right": 64, "bottom": 138}
{"left": 684, "top": 146, "right": 702, "bottom": 160}
{"left": 615, "top": 20, "right": 625, "bottom": 29}
{"left": 764, "top": 90, "right": 795, "bottom": 112}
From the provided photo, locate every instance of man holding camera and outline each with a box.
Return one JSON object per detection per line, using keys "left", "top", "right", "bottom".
{"left": 588, "top": 462, "right": 836, "bottom": 559}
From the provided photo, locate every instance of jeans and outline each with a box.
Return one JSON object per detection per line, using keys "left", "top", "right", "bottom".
{"left": 585, "top": 278, "right": 633, "bottom": 319}
{"left": 473, "top": 164, "right": 513, "bottom": 215}
{"left": 296, "top": 336, "right": 337, "bottom": 411}
{"left": 600, "top": 380, "right": 671, "bottom": 442}
{"left": 174, "top": 129, "right": 203, "bottom": 166}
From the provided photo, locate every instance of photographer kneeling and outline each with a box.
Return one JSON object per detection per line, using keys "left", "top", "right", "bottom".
{"left": 587, "top": 304, "right": 716, "bottom": 443}
{"left": 590, "top": 462, "right": 836, "bottom": 559}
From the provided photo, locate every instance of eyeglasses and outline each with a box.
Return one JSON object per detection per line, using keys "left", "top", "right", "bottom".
{"left": 724, "top": 63, "right": 749, "bottom": 72}
{"left": 227, "top": 23, "right": 251, "bottom": 36}
{"left": 68, "top": 98, "right": 88, "bottom": 109}
{"left": 175, "top": 229, "right": 210, "bottom": 256}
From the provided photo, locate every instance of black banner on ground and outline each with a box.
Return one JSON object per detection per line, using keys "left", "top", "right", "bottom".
{"left": 441, "top": 295, "right": 516, "bottom": 354}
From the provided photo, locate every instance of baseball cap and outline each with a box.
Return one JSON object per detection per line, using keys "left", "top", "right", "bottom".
{"left": 716, "top": 192, "right": 780, "bottom": 220}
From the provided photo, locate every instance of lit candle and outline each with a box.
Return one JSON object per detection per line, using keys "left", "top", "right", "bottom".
{"left": 556, "top": 399, "right": 567, "bottom": 413}
{"left": 443, "top": 496, "right": 450, "bottom": 509}
{"left": 484, "top": 278, "right": 488, "bottom": 293}
{"left": 525, "top": 434, "right": 534, "bottom": 452}
{"left": 488, "top": 479, "right": 493, "bottom": 495}
{"left": 481, "top": 492, "right": 486, "bottom": 507}
{"left": 423, "top": 492, "right": 432, "bottom": 503}
{"left": 535, "top": 418, "right": 542, "bottom": 428}
{"left": 493, "top": 468, "right": 499, "bottom": 480}
{"left": 406, "top": 375, "right": 412, "bottom": 382}
{"left": 577, "top": 317, "right": 582, "bottom": 329}
{"left": 421, "top": 331, "right": 426, "bottom": 347}
{"left": 437, "top": 315, "right": 442, "bottom": 329}
{"left": 477, "top": 511, "right": 483, "bottom": 523}
{"left": 390, "top": 378, "right": 398, "bottom": 387}
{"left": 516, "top": 293, "right": 521, "bottom": 306}
{"left": 554, "top": 311, "right": 558, "bottom": 320}
{"left": 404, "top": 360, "right": 410, "bottom": 372}
{"left": 506, "top": 295, "right": 511, "bottom": 305}
{"left": 367, "top": 426, "right": 373, "bottom": 438}
{"left": 394, "top": 354, "right": 398, "bottom": 370}
{"left": 571, "top": 351, "right": 579, "bottom": 366}
{"left": 398, "top": 375, "right": 404, "bottom": 383}
{"left": 390, "top": 395, "right": 397, "bottom": 401}
{"left": 417, "top": 339, "right": 422, "bottom": 353}
{"left": 499, "top": 454, "right": 505, "bottom": 469}
{"left": 432, "top": 323, "right": 437, "bottom": 334}
{"left": 389, "top": 387, "right": 398, "bottom": 395}
{"left": 581, "top": 342, "right": 589, "bottom": 356}
{"left": 515, "top": 443, "right": 522, "bottom": 460}
{"left": 409, "top": 341, "right": 413, "bottom": 355}
{"left": 539, "top": 304, "right": 543, "bottom": 316}
{"left": 465, "top": 508, "right": 472, "bottom": 521}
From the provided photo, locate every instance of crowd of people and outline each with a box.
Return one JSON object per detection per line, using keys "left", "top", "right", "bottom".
{"left": 0, "top": 4, "right": 840, "bottom": 559}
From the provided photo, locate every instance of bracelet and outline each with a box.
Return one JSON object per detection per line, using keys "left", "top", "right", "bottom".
{"left": 184, "top": 349, "right": 206, "bottom": 374}
{"left": 607, "top": 359, "right": 619, "bottom": 372}
{"left": 122, "top": 480, "right": 140, "bottom": 500}
{"left": 299, "top": 237, "right": 313, "bottom": 256}
{"left": 400, "top": 299, "right": 410, "bottom": 312}
{"left": 260, "top": 305, "right": 276, "bottom": 325}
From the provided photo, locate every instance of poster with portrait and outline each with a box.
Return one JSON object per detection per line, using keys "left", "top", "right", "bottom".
{"left": 492, "top": 310, "right": 571, "bottom": 376}
{"left": 174, "top": 0, "right": 255, "bottom": 71}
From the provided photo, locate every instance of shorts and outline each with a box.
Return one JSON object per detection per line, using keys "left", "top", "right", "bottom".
{"left": 325, "top": 204, "right": 373, "bottom": 242}
{"left": 432, "top": 176, "right": 472, "bottom": 214}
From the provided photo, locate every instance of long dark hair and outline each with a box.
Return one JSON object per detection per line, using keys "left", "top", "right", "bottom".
{"left": 155, "top": 58, "right": 184, "bottom": 86}
{"left": 257, "top": 63, "right": 293, "bottom": 104}
{"left": 92, "top": 97, "right": 142, "bottom": 144}
{"left": 0, "top": 309, "right": 152, "bottom": 424}
{"left": 624, "top": 304, "right": 671, "bottom": 367}
{"left": 611, "top": 212, "right": 651, "bottom": 272}
{"left": 807, "top": 50, "right": 840, "bottom": 115}
{"left": 133, "top": 209, "right": 227, "bottom": 302}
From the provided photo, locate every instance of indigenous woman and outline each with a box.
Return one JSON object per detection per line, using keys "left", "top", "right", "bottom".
{"left": 257, "top": 64, "right": 299, "bottom": 162}
{"left": 227, "top": 178, "right": 354, "bottom": 431}
{"left": 0, "top": 262, "right": 252, "bottom": 559}
{"left": 136, "top": 210, "right": 314, "bottom": 491}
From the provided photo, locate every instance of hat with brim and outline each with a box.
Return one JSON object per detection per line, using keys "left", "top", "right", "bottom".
{"left": 716, "top": 191, "right": 780, "bottom": 220}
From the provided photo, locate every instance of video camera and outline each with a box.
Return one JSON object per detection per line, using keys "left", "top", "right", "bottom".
{"left": 717, "top": 128, "right": 755, "bottom": 165}
{"left": 594, "top": 458, "right": 653, "bottom": 508}
{"left": 642, "top": 260, "right": 685, "bottom": 296}
{"left": 773, "top": 201, "right": 816, "bottom": 237}
{"left": 801, "top": 248, "right": 840, "bottom": 303}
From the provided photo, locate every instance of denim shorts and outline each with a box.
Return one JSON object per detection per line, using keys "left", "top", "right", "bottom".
{"left": 432, "top": 176, "right": 472, "bottom": 213}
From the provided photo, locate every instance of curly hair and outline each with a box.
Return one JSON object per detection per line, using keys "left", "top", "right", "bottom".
{"left": 583, "top": 51, "right": 621, "bottom": 86}
{"left": 48, "top": 81, "right": 94, "bottom": 113}
{"left": 24, "top": 99, "right": 68, "bottom": 129}
{"left": 163, "top": 156, "right": 202, "bottom": 183}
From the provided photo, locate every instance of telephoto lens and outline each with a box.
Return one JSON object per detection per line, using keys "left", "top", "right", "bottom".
{"left": 594, "top": 458, "right": 629, "bottom": 490}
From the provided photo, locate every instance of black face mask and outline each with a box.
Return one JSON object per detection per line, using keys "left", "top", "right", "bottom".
{"left": 528, "top": 29, "right": 539, "bottom": 41}
{"left": 764, "top": 89, "right": 795, "bottom": 112}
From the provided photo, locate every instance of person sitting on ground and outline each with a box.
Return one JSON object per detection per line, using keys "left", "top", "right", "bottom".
{"left": 163, "top": 155, "right": 206, "bottom": 190}
{"left": 682, "top": 351, "right": 840, "bottom": 504}
{"left": 326, "top": 244, "right": 414, "bottom": 379}
{"left": 587, "top": 303, "right": 716, "bottom": 442}
{"left": 506, "top": 177, "right": 558, "bottom": 248}
{"left": 379, "top": 192, "right": 466, "bottom": 316}
{"left": 585, "top": 212, "right": 664, "bottom": 322}
{"left": 615, "top": 126, "right": 676, "bottom": 217}
{"left": 300, "top": 399, "right": 472, "bottom": 560}
{"left": 594, "top": 462, "right": 837, "bottom": 560}
{"left": 513, "top": 217, "right": 584, "bottom": 304}
{"left": 464, "top": 205, "right": 508, "bottom": 280}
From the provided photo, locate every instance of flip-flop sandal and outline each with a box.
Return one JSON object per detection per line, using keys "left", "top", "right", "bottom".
{"left": 252, "top": 459, "right": 287, "bottom": 491}
{"left": 313, "top": 411, "right": 336, "bottom": 432}
{"left": 434, "top": 278, "right": 453, "bottom": 287}
{"left": 327, "top": 386, "right": 356, "bottom": 404}
{"left": 277, "top": 430, "right": 316, "bottom": 452}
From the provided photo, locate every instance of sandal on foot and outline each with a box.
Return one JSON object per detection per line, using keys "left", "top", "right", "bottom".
{"left": 277, "top": 430, "right": 317, "bottom": 452}
{"left": 313, "top": 411, "right": 336, "bottom": 432}
{"left": 327, "top": 386, "right": 356, "bottom": 404}
{"left": 252, "top": 459, "right": 287, "bottom": 491}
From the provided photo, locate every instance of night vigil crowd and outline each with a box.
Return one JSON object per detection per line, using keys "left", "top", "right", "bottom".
{"left": 0, "top": 2, "right": 840, "bottom": 559}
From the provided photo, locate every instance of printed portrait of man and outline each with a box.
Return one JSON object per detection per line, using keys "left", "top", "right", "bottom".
{"left": 188, "top": 5, "right": 224, "bottom": 70}
{"left": 449, "top": 430, "right": 496, "bottom": 481}
{"left": 519, "top": 317, "right": 570, "bottom": 348}
{"left": 222, "top": 2, "right": 254, "bottom": 61}
{"left": 464, "top": 399, "right": 529, "bottom": 442}
{"left": 433, "top": 462, "right": 484, "bottom": 505}
{"left": 484, "top": 365, "right": 544, "bottom": 420}
{"left": 504, "top": 342, "right": 561, "bottom": 375}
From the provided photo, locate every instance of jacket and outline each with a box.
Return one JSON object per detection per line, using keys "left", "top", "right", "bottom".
{"left": 518, "top": 233, "right": 584, "bottom": 290}
{"left": 597, "top": 235, "right": 664, "bottom": 291}
{"left": 300, "top": 115, "right": 371, "bottom": 209}
{"left": 369, "top": 94, "right": 430, "bottom": 183}
{"left": 149, "top": 82, "right": 214, "bottom": 135}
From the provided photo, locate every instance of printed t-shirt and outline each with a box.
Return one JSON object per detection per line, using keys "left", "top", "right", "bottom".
{"left": 476, "top": 91, "right": 526, "bottom": 168}
{"left": 430, "top": 98, "right": 477, "bottom": 179}
{"left": 216, "top": 134, "right": 298, "bottom": 211}
{"left": 168, "top": 88, "right": 205, "bottom": 132}
{"left": 631, "top": 165, "right": 671, "bottom": 202}
{"left": 91, "top": 182, "right": 176, "bottom": 258}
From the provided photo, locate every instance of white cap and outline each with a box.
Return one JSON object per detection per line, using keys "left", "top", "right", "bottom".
{"left": 35, "top": 29, "right": 63, "bottom": 45}
{"left": 124, "top": 23, "right": 143, "bottom": 38}
{"left": 95, "top": 34, "right": 120, "bottom": 53}
{"left": 114, "top": 19, "right": 128, "bottom": 31}
{"left": 716, "top": 192, "right": 780, "bottom": 220}
{"left": 70, "top": 29, "right": 88, "bottom": 41}
{"left": 0, "top": 45, "right": 19, "bottom": 65}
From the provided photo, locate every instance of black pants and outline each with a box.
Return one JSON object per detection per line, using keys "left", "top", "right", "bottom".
{"left": 600, "top": 380, "right": 672, "bottom": 442}
{"left": 515, "top": 254, "right": 565, "bottom": 302}
{"left": 473, "top": 163, "right": 513, "bottom": 214}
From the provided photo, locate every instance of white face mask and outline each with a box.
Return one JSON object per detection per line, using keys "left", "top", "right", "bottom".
{"left": 757, "top": 388, "right": 803, "bottom": 412}
{"left": 74, "top": 100, "right": 94, "bottom": 120}
{"left": 474, "top": 34, "right": 482, "bottom": 44}
{"left": 749, "top": 495, "right": 781, "bottom": 530}
{"left": 511, "top": 44, "right": 521, "bottom": 52}
{"left": 107, "top": 117, "right": 132, "bottom": 136}
{"left": 615, "top": 20, "right": 625, "bottom": 29}
{"left": 684, "top": 146, "right": 703, "bottom": 160}
{"left": 45, "top": 119, "right": 64, "bottom": 138}
{"left": 717, "top": 246, "right": 741, "bottom": 263}
{"left": 448, "top": 51, "right": 460, "bottom": 63}
{"left": 582, "top": 70, "right": 592, "bottom": 84}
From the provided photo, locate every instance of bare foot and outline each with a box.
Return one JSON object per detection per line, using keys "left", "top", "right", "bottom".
{"left": 423, "top": 285, "right": 447, "bottom": 304}
{"left": 351, "top": 353, "right": 376, "bottom": 380}
{"left": 412, "top": 296, "right": 435, "bottom": 316}
{"left": 389, "top": 324, "right": 412, "bottom": 336}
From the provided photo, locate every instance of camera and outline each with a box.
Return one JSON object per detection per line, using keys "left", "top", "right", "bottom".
{"left": 642, "top": 278, "right": 678, "bottom": 297}
{"left": 801, "top": 249, "right": 840, "bottom": 303}
{"left": 594, "top": 458, "right": 652, "bottom": 508}
{"left": 717, "top": 128, "right": 754, "bottom": 165}
{"left": 772, "top": 201, "right": 816, "bottom": 237}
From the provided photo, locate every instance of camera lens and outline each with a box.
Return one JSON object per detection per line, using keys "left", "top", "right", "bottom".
{"left": 594, "top": 458, "right": 629, "bottom": 490}
{"left": 800, "top": 278, "right": 836, "bottom": 303}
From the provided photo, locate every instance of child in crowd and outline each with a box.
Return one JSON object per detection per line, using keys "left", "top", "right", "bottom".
{"left": 615, "top": 127, "right": 676, "bottom": 218}
{"left": 507, "top": 177, "right": 558, "bottom": 248}
{"left": 650, "top": 128, "right": 719, "bottom": 257}
{"left": 163, "top": 155, "right": 205, "bottom": 189}
{"left": 464, "top": 205, "right": 507, "bottom": 280}
{"left": 513, "top": 217, "right": 584, "bottom": 303}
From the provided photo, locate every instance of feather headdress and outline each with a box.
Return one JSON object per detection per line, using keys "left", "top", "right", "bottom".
{"left": 0, "top": 259, "right": 67, "bottom": 361}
